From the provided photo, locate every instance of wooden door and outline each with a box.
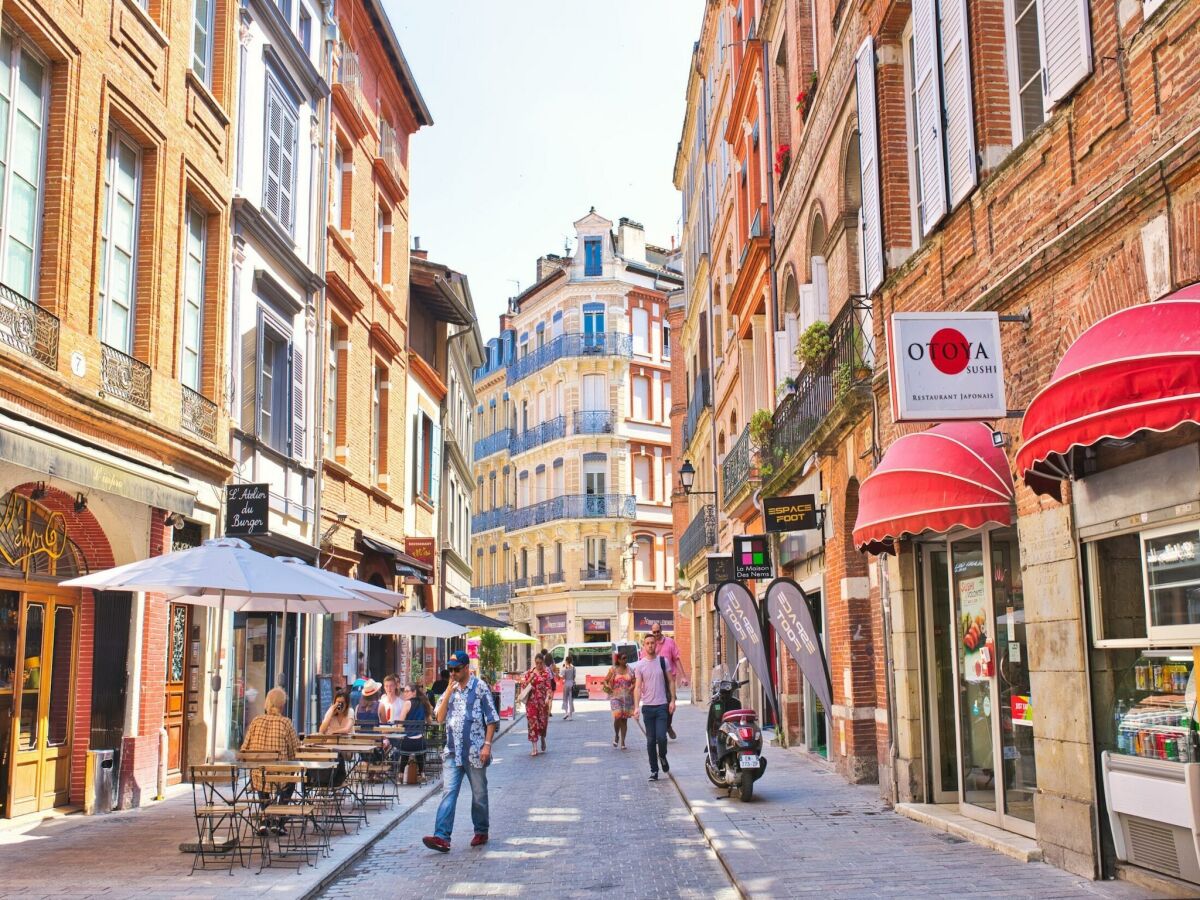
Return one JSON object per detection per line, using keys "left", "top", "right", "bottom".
{"left": 164, "top": 603, "right": 188, "bottom": 784}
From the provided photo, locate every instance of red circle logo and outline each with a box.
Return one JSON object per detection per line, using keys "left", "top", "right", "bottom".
{"left": 929, "top": 328, "right": 970, "bottom": 375}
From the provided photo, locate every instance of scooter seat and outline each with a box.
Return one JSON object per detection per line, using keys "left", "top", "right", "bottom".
{"left": 721, "top": 708, "right": 757, "bottom": 723}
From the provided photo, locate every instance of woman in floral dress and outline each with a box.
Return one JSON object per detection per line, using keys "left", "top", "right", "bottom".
{"left": 522, "top": 654, "right": 555, "bottom": 756}
{"left": 603, "top": 651, "right": 636, "bottom": 749}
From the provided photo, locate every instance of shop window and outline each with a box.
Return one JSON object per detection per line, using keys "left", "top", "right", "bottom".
{"left": 1145, "top": 524, "right": 1200, "bottom": 634}
{"left": 1087, "top": 533, "right": 1148, "bottom": 642}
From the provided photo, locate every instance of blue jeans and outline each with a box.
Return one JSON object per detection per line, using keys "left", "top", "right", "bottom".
{"left": 643, "top": 704, "right": 669, "bottom": 774}
{"left": 434, "top": 763, "right": 489, "bottom": 840}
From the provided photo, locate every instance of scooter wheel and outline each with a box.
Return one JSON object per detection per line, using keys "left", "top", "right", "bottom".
{"left": 704, "top": 761, "right": 725, "bottom": 789}
{"left": 737, "top": 776, "right": 754, "bottom": 802}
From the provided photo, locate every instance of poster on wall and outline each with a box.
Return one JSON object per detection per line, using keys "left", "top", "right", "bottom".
{"left": 959, "top": 576, "right": 993, "bottom": 682}
{"left": 467, "top": 637, "right": 481, "bottom": 660}
{"left": 499, "top": 677, "right": 517, "bottom": 719}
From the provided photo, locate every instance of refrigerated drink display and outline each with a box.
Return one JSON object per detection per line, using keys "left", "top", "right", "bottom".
{"left": 1114, "top": 654, "right": 1197, "bottom": 762}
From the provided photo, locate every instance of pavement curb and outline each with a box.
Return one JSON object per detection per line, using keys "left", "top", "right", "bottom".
{"left": 635, "top": 712, "right": 749, "bottom": 900}
{"left": 302, "top": 713, "right": 524, "bottom": 899}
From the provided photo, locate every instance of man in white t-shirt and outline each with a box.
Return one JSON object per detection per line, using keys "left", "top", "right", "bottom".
{"left": 632, "top": 634, "right": 676, "bottom": 781}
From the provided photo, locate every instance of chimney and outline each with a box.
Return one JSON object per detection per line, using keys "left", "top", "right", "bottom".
{"left": 412, "top": 236, "right": 428, "bottom": 260}
{"left": 536, "top": 254, "right": 565, "bottom": 282}
{"left": 617, "top": 217, "right": 645, "bottom": 264}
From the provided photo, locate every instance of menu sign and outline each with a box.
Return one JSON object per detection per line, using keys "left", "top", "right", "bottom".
{"left": 404, "top": 537, "right": 436, "bottom": 568}
{"left": 764, "top": 495, "right": 819, "bottom": 533}
{"left": 225, "top": 483, "right": 269, "bottom": 536}
{"left": 887, "top": 312, "right": 1006, "bottom": 422}
{"left": 707, "top": 555, "right": 735, "bottom": 585}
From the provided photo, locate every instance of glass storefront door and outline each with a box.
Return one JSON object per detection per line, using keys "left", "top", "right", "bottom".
{"left": 803, "top": 591, "right": 828, "bottom": 758}
{"left": 924, "top": 529, "right": 1037, "bottom": 837}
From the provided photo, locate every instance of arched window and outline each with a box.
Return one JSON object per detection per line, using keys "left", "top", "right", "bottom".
{"left": 808, "top": 211, "right": 829, "bottom": 323}
{"left": 634, "top": 534, "right": 654, "bottom": 585}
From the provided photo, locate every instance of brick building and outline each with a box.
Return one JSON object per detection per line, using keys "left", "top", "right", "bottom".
{"left": 676, "top": 0, "right": 1200, "bottom": 887}
{"left": 0, "top": 0, "right": 234, "bottom": 814}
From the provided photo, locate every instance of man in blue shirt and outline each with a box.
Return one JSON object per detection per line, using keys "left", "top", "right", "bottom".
{"left": 423, "top": 650, "right": 499, "bottom": 852}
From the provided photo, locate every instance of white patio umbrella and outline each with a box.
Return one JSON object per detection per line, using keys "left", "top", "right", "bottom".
{"left": 62, "top": 538, "right": 380, "bottom": 760}
{"left": 351, "top": 611, "right": 468, "bottom": 640}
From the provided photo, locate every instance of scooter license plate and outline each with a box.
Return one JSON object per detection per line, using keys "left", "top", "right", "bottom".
{"left": 739, "top": 753, "right": 759, "bottom": 768}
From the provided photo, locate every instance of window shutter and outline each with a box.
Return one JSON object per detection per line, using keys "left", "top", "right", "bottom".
{"left": 939, "top": 0, "right": 977, "bottom": 207}
{"left": 430, "top": 424, "right": 442, "bottom": 504}
{"left": 290, "top": 340, "right": 305, "bottom": 461}
{"left": 855, "top": 36, "right": 885, "bottom": 294}
{"left": 413, "top": 415, "right": 422, "bottom": 499}
{"left": 773, "top": 331, "right": 790, "bottom": 389}
{"left": 799, "top": 283, "right": 818, "bottom": 331}
{"left": 812, "top": 257, "right": 830, "bottom": 322}
{"left": 1038, "top": 0, "right": 1093, "bottom": 111}
{"left": 264, "top": 87, "right": 283, "bottom": 223}
{"left": 784, "top": 311, "right": 800, "bottom": 377}
{"left": 241, "top": 311, "right": 261, "bottom": 435}
{"left": 279, "top": 106, "right": 297, "bottom": 233}
{"left": 913, "top": 0, "right": 948, "bottom": 234}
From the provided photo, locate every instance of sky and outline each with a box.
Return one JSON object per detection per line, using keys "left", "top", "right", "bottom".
{"left": 387, "top": 0, "right": 705, "bottom": 337}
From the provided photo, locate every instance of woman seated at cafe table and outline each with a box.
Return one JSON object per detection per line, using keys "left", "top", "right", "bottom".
{"left": 355, "top": 679, "right": 384, "bottom": 731}
{"left": 319, "top": 687, "right": 355, "bottom": 735}
{"left": 241, "top": 686, "right": 300, "bottom": 836}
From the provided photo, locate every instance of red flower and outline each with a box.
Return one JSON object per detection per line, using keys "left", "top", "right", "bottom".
{"left": 773, "top": 143, "right": 791, "bottom": 176}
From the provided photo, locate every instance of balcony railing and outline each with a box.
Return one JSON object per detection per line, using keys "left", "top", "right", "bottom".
{"left": 513, "top": 576, "right": 529, "bottom": 590}
{"left": 471, "top": 505, "right": 511, "bottom": 534}
{"left": 548, "top": 570, "right": 565, "bottom": 585}
{"left": 683, "top": 372, "right": 712, "bottom": 448}
{"left": 681, "top": 504, "right": 717, "bottom": 567}
{"left": 473, "top": 428, "right": 511, "bottom": 462}
{"left": 721, "top": 423, "right": 753, "bottom": 504}
{"left": 506, "top": 331, "right": 633, "bottom": 386}
{"left": 100, "top": 343, "right": 151, "bottom": 410}
{"left": 0, "top": 283, "right": 58, "bottom": 369}
{"left": 768, "top": 303, "right": 873, "bottom": 476}
{"left": 574, "top": 409, "right": 615, "bottom": 435}
{"left": 379, "top": 119, "right": 405, "bottom": 184}
{"left": 580, "top": 566, "right": 612, "bottom": 582}
{"left": 530, "top": 573, "right": 545, "bottom": 587}
{"left": 471, "top": 583, "right": 512, "bottom": 607}
{"left": 512, "top": 416, "right": 565, "bottom": 455}
{"left": 181, "top": 385, "right": 217, "bottom": 442}
{"left": 507, "top": 493, "right": 636, "bottom": 532}
{"left": 334, "top": 46, "right": 370, "bottom": 122}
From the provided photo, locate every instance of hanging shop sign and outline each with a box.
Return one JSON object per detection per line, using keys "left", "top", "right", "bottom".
{"left": 765, "top": 578, "right": 833, "bottom": 715}
{"left": 404, "top": 537, "right": 437, "bottom": 569}
{"left": 224, "top": 483, "right": 269, "bottom": 536}
{"left": 715, "top": 581, "right": 778, "bottom": 719}
{"left": 633, "top": 610, "right": 675, "bottom": 632}
{"left": 764, "top": 495, "right": 819, "bottom": 533}
{"left": 537, "top": 613, "right": 567, "bottom": 635}
{"left": 733, "top": 535, "right": 773, "bottom": 581}
{"left": 707, "top": 555, "right": 735, "bottom": 585}
{"left": 887, "top": 312, "right": 1006, "bottom": 422}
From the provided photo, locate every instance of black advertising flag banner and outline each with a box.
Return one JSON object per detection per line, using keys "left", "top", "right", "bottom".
{"left": 765, "top": 578, "right": 833, "bottom": 715}
{"left": 224, "top": 483, "right": 269, "bottom": 536}
{"left": 763, "top": 494, "right": 819, "bottom": 532}
{"left": 715, "top": 581, "right": 778, "bottom": 719}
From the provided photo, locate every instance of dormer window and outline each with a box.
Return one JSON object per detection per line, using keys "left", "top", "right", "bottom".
{"left": 584, "top": 237, "right": 602, "bottom": 276}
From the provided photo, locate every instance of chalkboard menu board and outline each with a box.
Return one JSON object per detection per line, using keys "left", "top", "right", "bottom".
{"left": 316, "top": 674, "right": 334, "bottom": 716}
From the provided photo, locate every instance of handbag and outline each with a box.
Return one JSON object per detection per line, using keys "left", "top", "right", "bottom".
{"left": 516, "top": 683, "right": 533, "bottom": 706}
{"left": 404, "top": 759, "right": 420, "bottom": 785}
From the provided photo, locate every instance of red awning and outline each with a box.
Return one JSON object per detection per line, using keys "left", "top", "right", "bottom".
{"left": 1016, "top": 290, "right": 1200, "bottom": 499}
{"left": 854, "top": 422, "right": 1014, "bottom": 555}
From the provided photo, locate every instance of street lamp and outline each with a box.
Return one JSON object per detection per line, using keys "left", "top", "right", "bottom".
{"left": 679, "top": 458, "right": 716, "bottom": 497}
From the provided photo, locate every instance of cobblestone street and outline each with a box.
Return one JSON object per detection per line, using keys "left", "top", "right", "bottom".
{"left": 321, "top": 700, "right": 737, "bottom": 899}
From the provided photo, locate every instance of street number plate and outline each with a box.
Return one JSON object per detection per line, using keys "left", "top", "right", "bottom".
{"left": 739, "top": 754, "right": 759, "bottom": 768}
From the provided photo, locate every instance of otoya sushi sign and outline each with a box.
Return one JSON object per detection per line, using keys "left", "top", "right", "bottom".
{"left": 887, "top": 312, "right": 1007, "bottom": 422}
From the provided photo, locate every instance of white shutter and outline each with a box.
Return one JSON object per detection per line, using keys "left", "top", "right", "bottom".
{"left": 812, "top": 257, "right": 830, "bottom": 322}
{"left": 290, "top": 341, "right": 305, "bottom": 461}
{"left": 913, "top": 0, "right": 948, "bottom": 234}
{"left": 855, "top": 37, "right": 885, "bottom": 294}
{"left": 264, "top": 88, "right": 282, "bottom": 222}
{"left": 430, "top": 424, "right": 442, "bottom": 504}
{"left": 799, "top": 283, "right": 818, "bottom": 331}
{"left": 1038, "top": 0, "right": 1092, "bottom": 110}
{"left": 279, "top": 106, "right": 297, "bottom": 233}
{"left": 773, "top": 331, "right": 790, "bottom": 391}
{"left": 784, "top": 311, "right": 800, "bottom": 377}
{"left": 940, "top": 0, "right": 977, "bottom": 207}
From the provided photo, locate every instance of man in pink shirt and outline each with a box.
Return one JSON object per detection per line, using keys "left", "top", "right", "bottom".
{"left": 649, "top": 622, "right": 686, "bottom": 739}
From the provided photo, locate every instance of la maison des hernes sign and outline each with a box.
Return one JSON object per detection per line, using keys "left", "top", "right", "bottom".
{"left": 887, "top": 312, "right": 1007, "bottom": 422}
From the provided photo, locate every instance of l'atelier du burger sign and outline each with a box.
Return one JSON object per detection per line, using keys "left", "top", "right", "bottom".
{"left": 887, "top": 312, "right": 1007, "bottom": 422}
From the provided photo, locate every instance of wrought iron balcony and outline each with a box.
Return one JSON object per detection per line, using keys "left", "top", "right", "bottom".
{"left": 768, "top": 302, "right": 873, "bottom": 475}
{"left": 681, "top": 504, "right": 716, "bottom": 567}
{"left": 513, "top": 576, "right": 529, "bottom": 590}
{"left": 100, "top": 343, "right": 151, "bottom": 410}
{"left": 473, "top": 428, "right": 511, "bottom": 462}
{"left": 580, "top": 566, "right": 611, "bottom": 582}
{"left": 506, "top": 331, "right": 633, "bottom": 386}
{"left": 181, "top": 385, "right": 217, "bottom": 441}
{"left": 530, "top": 573, "right": 545, "bottom": 587}
{"left": 379, "top": 118, "right": 405, "bottom": 185}
{"left": 511, "top": 416, "right": 565, "bottom": 455}
{"left": 0, "top": 283, "right": 58, "bottom": 369}
{"left": 471, "top": 505, "right": 511, "bottom": 534}
{"left": 721, "top": 424, "right": 754, "bottom": 505}
{"left": 574, "top": 409, "right": 615, "bottom": 435}
{"left": 548, "top": 570, "right": 565, "bottom": 585}
{"left": 507, "top": 493, "right": 636, "bottom": 532}
{"left": 471, "top": 583, "right": 512, "bottom": 607}
{"left": 334, "top": 45, "right": 370, "bottom": 124}
{"left": 683, "top": 372, "right": 712, "bottom": 448}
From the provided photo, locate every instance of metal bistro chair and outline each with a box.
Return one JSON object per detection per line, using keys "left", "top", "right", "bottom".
{"left": 256, "top": 764, "right": 319, "bottom": 873}
{"left": 423, "top": 723, "right": 446, "bottom": 781}
{"left": 189, "top": 764, "right": 244, "bottom": 875}
{"left": 295, "top": 750, "right": 347, "bottom": 851}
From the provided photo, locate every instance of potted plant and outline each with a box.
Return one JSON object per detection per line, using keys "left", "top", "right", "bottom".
{"left": 478, "top": 628, "right": 504, "bottom": 709}
{"left": 749, "top": 409, "right": 775, "bottom": 478}
{"left": 774, "top": 143, "right": 791, "bottom": 179}
{"left": 797, "top": 321, "right": 832, "bottom": 369}
{"left": 796, "top": 71, "right": 818, "bottom": 122}
{"left": 834, "top": 361, "right": 853, "bottom": 399}
{"left": 776, "top": 377, "right": 798, "bottom": 400}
